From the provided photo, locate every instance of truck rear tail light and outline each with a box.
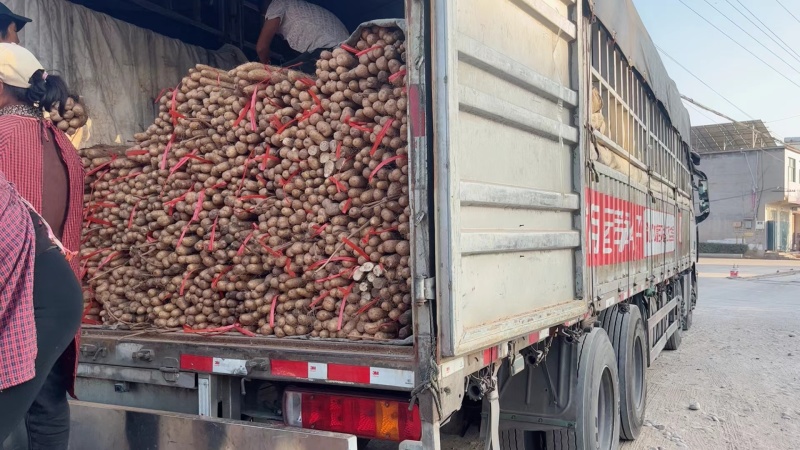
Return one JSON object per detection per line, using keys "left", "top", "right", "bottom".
{"left": 284, "top": 389, "right": 421, "bottom": 442}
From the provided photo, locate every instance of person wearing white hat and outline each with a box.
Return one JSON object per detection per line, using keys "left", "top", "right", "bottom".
{"left": 0, "top": 43, "right": 84, "bottom": 450}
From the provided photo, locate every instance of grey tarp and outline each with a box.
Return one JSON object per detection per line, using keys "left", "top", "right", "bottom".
{"left": 590, "top": 0, "right": 691, "bottom": 144}
{"left": 7, "top": 0, "right": 248, "bottom": 148}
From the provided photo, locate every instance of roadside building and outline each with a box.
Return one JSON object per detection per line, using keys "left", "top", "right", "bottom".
{"left": 693, "top": 121, "right": 800, "bottom": 252}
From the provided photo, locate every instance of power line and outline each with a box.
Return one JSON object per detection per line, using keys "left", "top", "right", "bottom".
{"left": 657, "top": 45, "right": 753, "bottom": 120}
{"left": 775, "top": 0, "right": 800, "bottom": 25}
{"left": 699, "top": 0, "right": 800, "bottom": 77}
{"left": 728, "top": 0, "right": 800, "bottom": 65}
{"left": 766, "top": 113, "right": 800, "bottom": 124}
{"left": 675, "top": 0, "right": 800, "bottom": 90}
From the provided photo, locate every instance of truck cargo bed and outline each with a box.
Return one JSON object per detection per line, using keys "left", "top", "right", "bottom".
{"left": 79, "top": 325, "right": 417, "bottom": 391}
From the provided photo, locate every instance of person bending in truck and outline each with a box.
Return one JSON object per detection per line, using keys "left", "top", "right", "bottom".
{"left": 0, "top": 2, "right": 31, "bottom": 44}
{"left": 256, "top": 0, "right": 349, "bottom": 73}
{"left": 0, "top": 43, "right": 85, "bottom": 450}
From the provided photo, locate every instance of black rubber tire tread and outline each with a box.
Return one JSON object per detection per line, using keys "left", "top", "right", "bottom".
{"left": 544, "top": 429, "right": 573, "bottom": 450}
{"left": 665, "top": 320, "right": 682, "bottom": 350}
{"left": 499, "top": 429, "right": 526, "bottom": 450}
{"left": 683, "top": 302, "right": 693, "bottom": 331}
{"left": 601, "top": 306, "right": 647, "bottom": 440}
{"left": 577, "top": 328, "right": 621, "bottom": 450}
{"left": 499, "top": 429, "right": 544, "bottom": 450}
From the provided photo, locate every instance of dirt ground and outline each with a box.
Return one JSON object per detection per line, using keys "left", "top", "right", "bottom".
{"left": 621, "top": 258, "right": 800, "bottom": 450}
{"left": 372, "top": 258, "right": 800, "bottom": 449}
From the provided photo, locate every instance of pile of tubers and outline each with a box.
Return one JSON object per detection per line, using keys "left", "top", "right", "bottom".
{"left": 80, "top": 26, "right": 412, "bottom": 341}
{"left": 50, "top": 96, "right": 89, "bottom": 136}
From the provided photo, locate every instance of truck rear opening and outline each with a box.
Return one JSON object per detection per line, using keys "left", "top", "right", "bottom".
{"left": 2, "top": 0, "right": 708, "bottom": 449}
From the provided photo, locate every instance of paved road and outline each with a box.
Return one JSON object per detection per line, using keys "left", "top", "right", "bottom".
{"left": 372, "top": 259, "right": 800, "bottom": 449}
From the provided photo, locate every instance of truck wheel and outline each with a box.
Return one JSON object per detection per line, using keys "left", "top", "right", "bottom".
{"left": 683, "top": 303, "right": 693, "bottom": 331}
{"left": 600, "top": 305, "right": 647, "bottom": 440}
{"left": 574, "top": 328, "right": 620, "bottom": 449}
{"left": 499, "top": 429, "right": 545, "bottom": 450}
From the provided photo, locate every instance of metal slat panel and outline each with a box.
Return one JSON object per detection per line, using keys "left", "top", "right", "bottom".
{"left": 461, "top": 231, "right": 580, "bottom": 255}
{"left": 460, "top": 182, "right": 579, "bottom": 211}
{"left": 510, "top": 0, "right": 577, "bottom": 40}
{"left": 436, "top": 0, "right": 583, "bottom": 357}
{"left": 459, "top": 86, "right": 579, "bottom": 144}
{"left": 457, "top": 34, "right": 578, "bottom": 107}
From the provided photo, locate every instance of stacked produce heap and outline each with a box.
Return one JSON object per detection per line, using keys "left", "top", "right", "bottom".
{"left": 80, "top": 25, "right": 412, "bottom": 341}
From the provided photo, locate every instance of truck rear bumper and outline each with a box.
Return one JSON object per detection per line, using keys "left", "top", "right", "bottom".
{"left": 69, "top": 400, "right": 358, "bottom": 450}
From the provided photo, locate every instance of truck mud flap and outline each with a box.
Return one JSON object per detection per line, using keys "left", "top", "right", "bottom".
{"left": 69, "top": 400, "right": 357, "bottom": 450}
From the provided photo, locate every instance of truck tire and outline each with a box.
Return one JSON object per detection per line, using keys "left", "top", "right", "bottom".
{"left": 600, "top": 305, "right": 647, "bottom": 440}
{"left": 545, "top": 328, "right": 620, "bottom": 450}
{"left": 499, "top": 429, "right": 544, "bottom": 450}
{"left": 683, "top": 303, "right": 693, "bottom": 331}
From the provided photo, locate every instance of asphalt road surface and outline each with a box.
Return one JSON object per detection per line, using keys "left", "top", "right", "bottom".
{"left": 371, "top": 258, "right": 800, "bottom": 450}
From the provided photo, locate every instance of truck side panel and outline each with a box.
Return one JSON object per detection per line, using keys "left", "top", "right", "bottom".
{"left": 432, "top": 0, "right": 587, "bottom": 358}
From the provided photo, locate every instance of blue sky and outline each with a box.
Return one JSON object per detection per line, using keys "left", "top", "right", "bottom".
{"left": 632, "top": 0, "right": 800, "bottom": 141}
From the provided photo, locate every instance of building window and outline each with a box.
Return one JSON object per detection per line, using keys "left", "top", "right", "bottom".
{"left": 790, "top": 158, "right": 797, "bottom": 183}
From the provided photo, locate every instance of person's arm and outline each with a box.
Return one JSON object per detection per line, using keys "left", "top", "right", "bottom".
{"left": 256, "top": 17, "right": 281, "bottom": 64}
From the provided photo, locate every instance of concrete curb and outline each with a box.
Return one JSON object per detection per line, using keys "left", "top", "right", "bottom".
{"left": 699, "top": 253, "right": 743, "bottom": 259}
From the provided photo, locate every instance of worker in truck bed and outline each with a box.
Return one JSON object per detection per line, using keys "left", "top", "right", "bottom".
{"left": 0, "top": 2, "right": 31, "bottom": 45}
{"left": 257, "top": 0, "right": 349, "bottom": 73}
{"left": 0, "top": 43, "right": 84, "bottom": 450}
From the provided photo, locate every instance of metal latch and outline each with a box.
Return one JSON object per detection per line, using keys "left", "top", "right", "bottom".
{"left": 80, "top": 344, "right": 107, "bottom": 361}
{"left": 159, "top": 357, "right": 180, "bottom": 383}
{"left": 415, "top": 277, "right": 435, "bottom": 303}
{"left": 132, "top": 349, "right": 154, "bottom": 362}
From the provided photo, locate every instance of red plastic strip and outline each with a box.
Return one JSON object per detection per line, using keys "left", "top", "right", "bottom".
{"left": 160, "top": 133, "right": 176, "bottom": 170}
{"left": 97, "top": 251, "right": 121, "bottom": 270}
{"left": 311, "top": 222, "right": 329, "bottom": 237}
{"left": 342, "top": 199, "right": 352, "bottom": 214}
{"left": 329, "top": 176, "right": 345, "bottom": 193}
{"left": 389, "top": 69, "right": 407, "bottom": 83}
{"left": 355, "top": 298, "right": 380, "bottom": 317}
{"left": 309, "top": 290, "right": 328, "bottom": 309}
{"left": 356, "top": 45, "right": 381, "bottom": 56}
{"left": 269, "top": 295, "right": 278, "bottom": 327}
{"left": 86, "top": 155, "right": 117, "bottom": 177}
{"left": 208, "top": 217, "right": 219, "bottom": 252}
{"left": 126, "top": 149, "right": 148, "bottom": 157}
{"left": 336, "top": 283, "right": 355, "bottom": 331}
{"left": 284, "top": 258, "right": 297, "bottom": 277}
{"left": 342, "top": 237, "right": 370, "bottom": 260}
{"left": 127, "top": 204, "right": 137, "bottom": 229}
{"left": 368, "top": 155, "right": 407, "bottom": 183}
{"left": 233, "top": 102, "right": 251, "bottom": 128}
{"left": 237, "top": 227, "right": 257, "bottom": 256}
{"left": 341, "top": 44, "right": 359, "bottom": 54}
{"left": 86, "top": 216, "right": 113, "bottom": 227}
{"left": 211, "top": 266, "right": 232, "bottom": 290}
{"left": 370, "top": 119, "right": 394, "bottom": 156}
{"left": 179, "top": 269, "right": 197, "bottom": 296}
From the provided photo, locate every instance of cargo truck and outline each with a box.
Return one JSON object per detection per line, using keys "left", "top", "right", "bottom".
{"left": 7, "top": 0, "right": 710, "bottom": 449}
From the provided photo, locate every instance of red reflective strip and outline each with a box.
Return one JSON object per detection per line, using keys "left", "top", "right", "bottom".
{"left": 327, "top": 364, "right": 370, "bottom": 384}
{"left": 408, "top": 85, "right": 426, "bottom": 138}
{"left": 271, "top": 360, "right": 309, "bottom": 378}
{"left": 180, "top": 354, "right": 213, "bottom": 372}
{"left": 482, "top": 347, "right": 498, "bottom": 366}
{"left": 528, "top": 332, "right": 542, "bottom": 345}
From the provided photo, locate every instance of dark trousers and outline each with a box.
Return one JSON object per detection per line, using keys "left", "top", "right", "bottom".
{"left": 0, "top": 248, "right": 83, "bottom": 448}
{"left": 283, "top": 47, "right": 330, "bottom": 74}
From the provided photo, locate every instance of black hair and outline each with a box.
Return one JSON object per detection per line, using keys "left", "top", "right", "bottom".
{"left": 6, "top": 69, "right": 71, "bottom": 115}
{"left": 0, "top": 16, "right": 12, "bottom": 39}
